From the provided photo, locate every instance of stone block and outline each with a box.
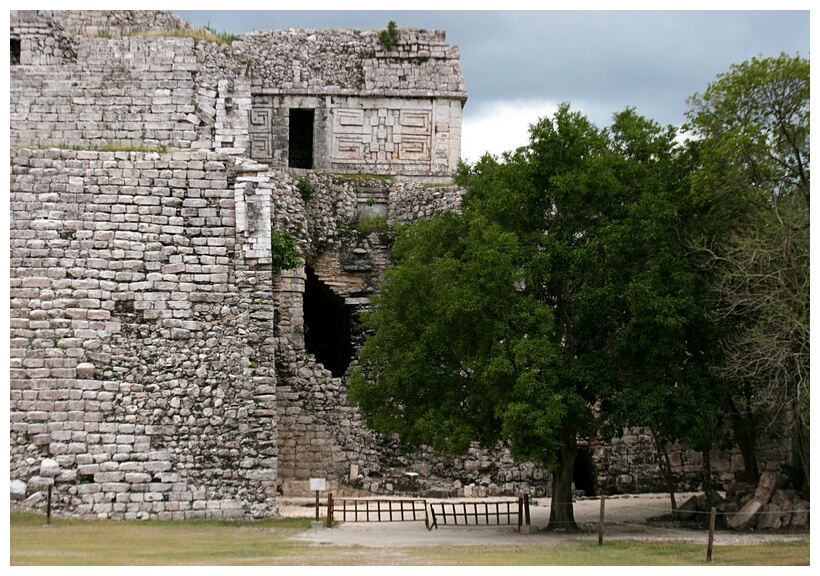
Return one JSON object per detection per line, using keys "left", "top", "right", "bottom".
{"left": 790, "top": 500, "right": 809, "bottom": 528}
{"left": 39, "top": 458, "right": 61, "bottom": 477}
{"left": 27, "top": 476, "right": 54, "bottom": 490}
{"left": 10, "top": 479, "right": 27, "bottom": 500}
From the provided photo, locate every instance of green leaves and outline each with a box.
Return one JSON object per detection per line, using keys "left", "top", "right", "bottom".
{"left": 270, "top": 229, "right": 301, "bottom": 272}
{"left": 684, "top": 53, "right": 810, "bottom": 481}
{"left": 349, "top": 208, "right": 557, "bottom": 454}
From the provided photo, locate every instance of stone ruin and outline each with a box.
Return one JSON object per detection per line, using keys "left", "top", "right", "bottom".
{"left": 9, "top": 10, "right": 794, "bottom": 520}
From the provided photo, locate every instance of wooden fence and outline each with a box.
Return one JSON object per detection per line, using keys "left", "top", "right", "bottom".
{"left": 427, "top": 495, "right": 531, "bottom": 531}
{"left": 326, "top": 496, "right": 432, "bottom": 528}
{"left": 323, "top": 495, "right": 531, "bottom": 532}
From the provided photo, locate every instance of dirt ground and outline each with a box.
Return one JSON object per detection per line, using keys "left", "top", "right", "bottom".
{"left": 279, "top": 492, "right": 810, "bottom": 548}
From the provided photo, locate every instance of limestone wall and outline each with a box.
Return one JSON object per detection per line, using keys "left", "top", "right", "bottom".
{"left": 10, "top": 11, "right": 77, "bottom": 66}
{"left": 239, "top": 28, "right": 466, "bottom": 97}
{"left": 594, "top": 425, "right": 792, "bottom": 495}
{"left": 9, "top": 36, "right": 237, "bottom": 152}
{"left": 9, "top": 148, "right": 278, "bottom": 519}
{"left": 40, "top": 10, "right": 193, "bottom": 36}
{"left": 11, "top": 12, "right": 466, "bottom": 179}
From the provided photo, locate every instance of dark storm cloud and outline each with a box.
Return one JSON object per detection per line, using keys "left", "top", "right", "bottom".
{"left": 175, "top": 10, "right": 809, "bottom": 130}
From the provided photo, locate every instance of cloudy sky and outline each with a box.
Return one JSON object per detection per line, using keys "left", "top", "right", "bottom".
{"left": 178, "top": 7, "right": 807, "bottom": 162}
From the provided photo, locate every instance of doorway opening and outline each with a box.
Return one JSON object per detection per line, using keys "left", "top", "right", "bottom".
{"left": 11, "top": 38, "right": 21, "bottom": 65}
{"left": 303, "top": 267, "right": 353, "bottom": 377}
{"left": 288, "top": 109, "right": 314, "bottom": 169}
{"left": 573, "top": 446, "right": 597, "bottom": 497}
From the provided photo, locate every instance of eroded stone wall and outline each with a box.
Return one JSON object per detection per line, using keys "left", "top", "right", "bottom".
{"left": 10, "top": 11, "right": 77, "bottom": 66}
{"left": 9, "top": 148, "right": 278, "bottom": 519}
{"left": 40, "top": 9, "right": 193, "bottom": 36}
{"left": 11, "top": 11, "right": 466, "bottom": 180}
{"left": 9, "top": 36, "right": 245, "bottom": 152}
{"left": 266, "top": 171, "right": 554, "bottom": 497}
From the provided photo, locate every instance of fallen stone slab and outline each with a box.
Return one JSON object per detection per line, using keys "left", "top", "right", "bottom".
{"left": 728, "top": 498, "right": 763, "bottom": 530}
{"left": 676, "top": 495, "right": 699, "bottom": 521}
{"left": 756, "top": 503, "right": 782, "bottom": 530}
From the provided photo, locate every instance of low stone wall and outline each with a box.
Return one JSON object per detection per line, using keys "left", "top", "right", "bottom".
{"left": 9, "top": 148, "right": 278, "bottom": 519}
{"left": 594, "top": 425, "right": 792, "bottom": 495}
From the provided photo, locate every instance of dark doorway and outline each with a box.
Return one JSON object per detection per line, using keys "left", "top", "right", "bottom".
{"left": 303, "top": 267, "right": 353, "bottom": 377}
{"left": 288, "top": 109, "right": 314, "bottom": 169}
{"left": 573, "top": 446, "right": 597, "bottom": 497}
{"left": 11, "top": 38, "right": 21, "bottom": 65}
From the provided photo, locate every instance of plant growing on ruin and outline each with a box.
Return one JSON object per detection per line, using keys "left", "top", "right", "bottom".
{"left": 296, "top": 176, "right": 316, "bottom": 203}
{"left": 131, "top": 24, "right": 237, "bottom": 46}
{"left": 378, "top": 21, "right": 400, "bottom": 51}
{"left": 271, "top": 229, "right": 302, "bottom": 272}
{"left": 355, "top": 216, "right": 389, "bottom": 234}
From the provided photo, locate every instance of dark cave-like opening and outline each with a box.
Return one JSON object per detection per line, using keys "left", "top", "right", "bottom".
{"left": 573, "top": 446, "right": 597, "bottom": 497}
{"left": 303, "top": 267, "right": 353, "bottom": 378}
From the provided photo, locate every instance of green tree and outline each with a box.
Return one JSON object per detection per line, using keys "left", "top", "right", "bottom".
{"left": 349, "top": 210, "right": 561, "bottom": 456}
{"left": 351, "top": 104, "right": 721, "bottom": 530}
{"left": 684, "top": 53, "right": 810, "bottom": 485}
{"left": 600, "top": 111, "right": 728, "bottom": 510}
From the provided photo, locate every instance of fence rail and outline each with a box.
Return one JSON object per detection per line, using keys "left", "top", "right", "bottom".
{"left": 427, "top": 496, "right": 531, "bottom": 531}
{"left": 327, "top": 496, "right": 431, "bottom": 528}
{"left": 323, "top": 494, "right": 532, "bottom": 532}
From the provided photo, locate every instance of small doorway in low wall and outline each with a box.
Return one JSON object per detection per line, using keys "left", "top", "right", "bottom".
{"left": 573, "top": 446, "right": 597, "bottom": 497}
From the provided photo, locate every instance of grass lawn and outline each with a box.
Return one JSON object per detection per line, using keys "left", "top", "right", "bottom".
{"left": 10, "top": 512, "right": 809, "bottom": 566}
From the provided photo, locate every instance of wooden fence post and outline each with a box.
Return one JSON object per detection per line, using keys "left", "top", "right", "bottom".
{"left": 518, "top": 497, "right": 523, "bottom": 531}
{"left": 326, "top": 493, "right": 333, "bottom": 528}
{"left": 598, "top": 495, "right": 605, "bottom": 546}
{"left": 706, "top": 506, "right": 717, "bottom": 562}
{"left": 524, "top": 494, "right": 531, "bottom": 526}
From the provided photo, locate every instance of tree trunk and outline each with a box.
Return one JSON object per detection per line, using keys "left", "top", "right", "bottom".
{"left": 546, "top": 423, "right": 579, "bottom": 531}
{"left": 703, "top": 448, "right": 716, "bottom": 508}
{"left": 793, "top": 410, "right": 809, "bottom": 491}
{"left": 728, "top": 387, "right": 760, "bottom": 483}
{"left": 650, "top": 429, "right": 677, "bottom": 515}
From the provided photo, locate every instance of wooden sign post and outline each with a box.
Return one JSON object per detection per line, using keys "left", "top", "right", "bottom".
{"left": 309, "top": 478, "right": 326, "bottom": 522}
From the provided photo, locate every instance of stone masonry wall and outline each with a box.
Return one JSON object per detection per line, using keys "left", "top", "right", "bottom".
{"left": 10, "top": 11, "right": 78, "bottom": 66}
{"left": 10, "top": 36, "right": 230, "bottom": 151}
{"left": 40, "top": 9, "right": 193, "bottom": 36}
{"left": 9, "top": 148, "right": 278, "bottom": 519}
{"left": 11, "top": 14, "right": 466, "bottom": 179}
{"left": 267, "top": 171, "right": 553, "bottom": 497}
{"left": 240, "top": 28, "right": 465, "bottom": 97}
{"left": 594, "top": 424, "right": 792, "bottom": 495}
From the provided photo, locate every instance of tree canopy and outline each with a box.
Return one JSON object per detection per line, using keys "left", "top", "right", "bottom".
{"left": 349, "top": 53, "right": 809, "bottom": 529}
{"left": 351, "top": 103, "right": 723, "bottom": 529}
{"left": 684, "top": 53, "right": 810, "bottom": 485}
